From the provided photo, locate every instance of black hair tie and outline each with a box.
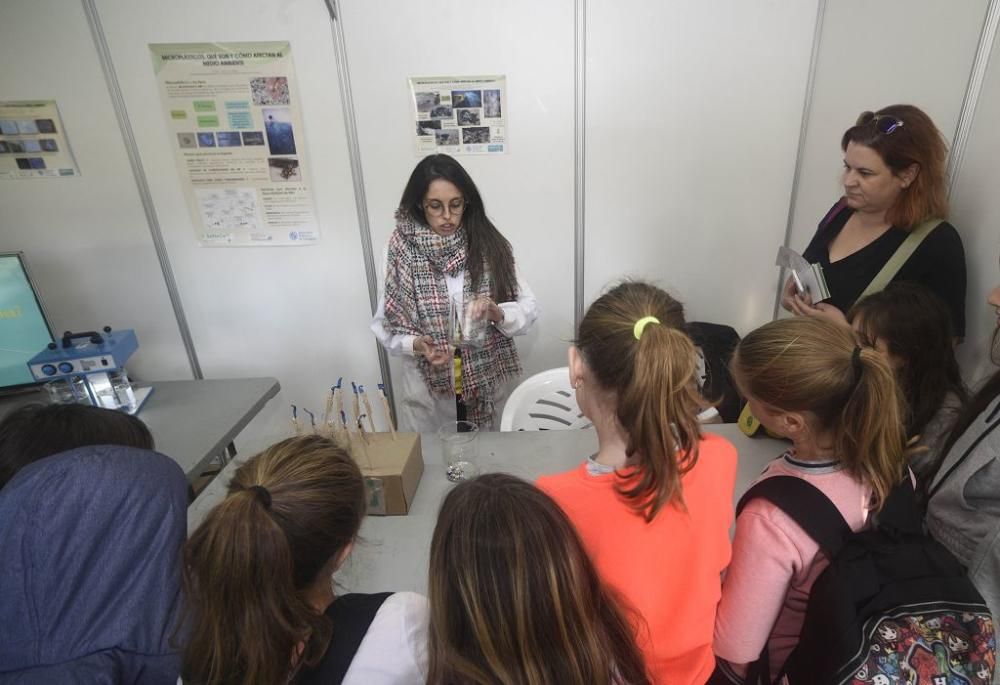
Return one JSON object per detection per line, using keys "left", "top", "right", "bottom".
{"left": 849, "top": 346, "right": 864, "bottom": 393}
{"left": 249, "top": 485, "right": 272, "bottom": 509}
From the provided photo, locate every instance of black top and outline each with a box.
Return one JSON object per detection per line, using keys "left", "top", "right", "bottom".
{"left": 296, "top": 592, "right": 392, "bottom": 685}
{"left": 803, "top": 203, "right": 967, "bottom": 337}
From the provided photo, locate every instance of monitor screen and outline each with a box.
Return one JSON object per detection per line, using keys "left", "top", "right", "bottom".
{"left": 0, "top": 253, "right": 55, "bottom": 390}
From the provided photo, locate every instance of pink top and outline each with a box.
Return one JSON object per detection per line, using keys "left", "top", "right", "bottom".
{"left": 713, "top": 452, "right": 872, "bottom": 677}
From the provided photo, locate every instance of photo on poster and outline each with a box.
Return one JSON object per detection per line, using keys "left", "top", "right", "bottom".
{"left": 197, "top": 132, "right": 216, "bottom": 147}
{"left": 414, "top": 92, "right": 440, "bottom": 112}
{"left": 268, "top": 157, "right": 300, "bottom": 182}
{"left": 429, "top": 105, "right": 453, "bottom": 120}
{"left": 217, "top": 131, "right": 242, "bottom": 147}
{"left": 456, "top": 109, "right": 480, "bottom": 126}
{"left": 484, "top": 89, "right": 501, "bottom": 118}
{"left": 435, "top": 129, "right": 460, "bottom": 146}
{"left": 28, "top": 158, "right": 45, "bottom": 169}
{"left": 196, "top": 186, "right": 262, "bottom": 236}
{"left": 416, "top": 120, "right": 442, "bottom": 136}
{"left": 7, "top": 142, "right": 23, "bottom": 153}
{"left": 250, "top": 76, "right": 290, "bottom": 106}
{"left": 462, "top": 127, "right": 490, "bottom": 144}
{"left": 15, "top": 120, "right": 38, "bottom": 134}
{"left": 21, "top": 140, "right": 41, "bottom": 153}
{"left": 0, "top": 120, "right": 18, "bottom": 135}
{"left": 35, "top": 119, "right": 56, "bottom": 133}
{"left": 177, "top": 132, "right": 197, "bottom": 148}
{"left": 39, "top": 139, "right": 58, "bottom": 152}
{"left": 241, "top": 131, "right": 265, "bottom": 145}
{"left": 263, "top": 107, "right": 296, "bottom": 155}
{"left": 0, "top": 142, "right": 8, "bottom": 154}
{"left": 451, "top": 90, "right": 481, "bottom": 108}
{"left": 15, "top": 159, "right": 30, "bottom": 169}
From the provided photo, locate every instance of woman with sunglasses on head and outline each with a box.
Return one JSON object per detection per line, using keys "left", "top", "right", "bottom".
{"left": 372, "top": 154, "right": 537, "bottom": 432}
{"left": 781, "top": 104, "right": 967, "bottom": 339}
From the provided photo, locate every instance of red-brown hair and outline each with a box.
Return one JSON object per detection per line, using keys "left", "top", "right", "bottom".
{"left": 841, "top": 104, "right": 949, "bottom": 229}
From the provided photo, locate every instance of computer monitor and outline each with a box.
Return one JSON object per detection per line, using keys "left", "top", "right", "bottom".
{"left": 0, "top": 252, "right": 55, "bottom": 392}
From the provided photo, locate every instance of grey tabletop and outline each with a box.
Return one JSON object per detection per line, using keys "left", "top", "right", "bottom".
{"left": 189, "top": 424, "right": 785, "bottom": 595}
{"left": 0, "top": 377, "right": 280, "bottom": 482}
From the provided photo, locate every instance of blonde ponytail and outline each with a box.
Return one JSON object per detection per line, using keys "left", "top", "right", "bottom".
{"left": 577, "top": 281, "right": 705, "bottom": 520}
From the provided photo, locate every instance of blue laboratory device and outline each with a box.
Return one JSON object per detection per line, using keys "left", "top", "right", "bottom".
{"left": 26, "top": 327, "right": 152, "bottom": 413}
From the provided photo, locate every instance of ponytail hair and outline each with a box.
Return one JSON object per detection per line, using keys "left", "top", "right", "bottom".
{"left": 181, "top": 435, "right": 366, "bottom": 685}
{"left": 732, "top": 317, "right": 908, "bottom": 510}
{"left": 576, "top": 281, "right": 705, "bottom": 521}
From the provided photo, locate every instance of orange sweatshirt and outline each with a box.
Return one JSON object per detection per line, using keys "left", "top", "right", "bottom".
{"left": 537, "top": 433, "right": 737, "bottom": 685}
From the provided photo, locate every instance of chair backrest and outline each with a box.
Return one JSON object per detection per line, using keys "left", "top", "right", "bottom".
{"left": 500, "top": 368, "right": 593, "bottom": 431}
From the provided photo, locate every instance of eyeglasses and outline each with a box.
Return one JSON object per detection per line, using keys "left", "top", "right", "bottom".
{"left": 424, "top": 198, "right": 467, "bottom": 218}
{"left": 856, "top": 112, "right": 904, "bottom": 135}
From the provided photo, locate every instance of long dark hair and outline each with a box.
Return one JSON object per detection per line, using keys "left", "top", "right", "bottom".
{"left": 181, "top": 435, "right": 366, "bottom": 685}
{"left": 841, "top": 104, "right": 949, "bottom": 229}
{"left": 576, "top": 281, "right": 705, "bottom": 521}
{"left": 399, "top": 154, "right": 518, "bottom": 302}
{"left": 929, "top": 327, "right": 1000, "bottom": 486}
{"left": 848, "top": 282, "right": 968, "bottom": 438}
{"left": 427, "top": 473, "right": 651, "bottom": 685}
{"left": 0, "top": 403, "right": 153, "bottom": 488}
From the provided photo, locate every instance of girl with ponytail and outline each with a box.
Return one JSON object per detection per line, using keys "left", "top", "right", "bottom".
{"left": 537, "top": 281, "right": 739, "bottom": 685}
{"left": 714, "top": 316, "right": 909, "bottom": 679}
{"left": 181, "top": 435, "right": 428, "bottom": 685}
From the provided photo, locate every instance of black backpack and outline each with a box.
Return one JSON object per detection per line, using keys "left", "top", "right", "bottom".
{"left": 737, "top": 476, "right": 996, "bottom": 685}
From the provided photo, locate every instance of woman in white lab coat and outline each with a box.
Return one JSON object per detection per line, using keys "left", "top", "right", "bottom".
{"left": 371, "top": 154, "right": 537, "bottom": 432}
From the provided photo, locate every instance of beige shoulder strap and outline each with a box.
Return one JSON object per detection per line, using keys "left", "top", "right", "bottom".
{"left": 857, "top": 218, "right": 943, "bottom": 301}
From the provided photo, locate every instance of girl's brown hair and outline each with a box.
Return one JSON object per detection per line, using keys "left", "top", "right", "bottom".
{"left": 841, "top": 104, "right": 949, "bottom": 229}
{"left": 180, "top": 435, "right": 366, "bottom": 685}
{"left": 427, "top": 473, "right": 650, "bottom": 685}
{"left": 576, "top": 281, "right": 704, "bottom": 520}
{"left": 732, "top": 317, "right": 908, "bottom": 510}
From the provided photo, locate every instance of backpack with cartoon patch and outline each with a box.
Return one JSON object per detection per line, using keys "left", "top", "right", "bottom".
{"left": 737, "top": 476, "right": 996, "bottom": 685}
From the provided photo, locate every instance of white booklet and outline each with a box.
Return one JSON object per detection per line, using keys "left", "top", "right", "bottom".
{"left": 775, "top": 246, "right": 831, "bottom": 302}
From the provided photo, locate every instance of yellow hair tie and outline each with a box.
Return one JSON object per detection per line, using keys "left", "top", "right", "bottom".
{"left": 633, "top": 316, "right": 661, "bottom": 340}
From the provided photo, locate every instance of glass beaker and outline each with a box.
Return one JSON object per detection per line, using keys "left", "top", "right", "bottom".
{"left": 45, "top": 376, "right": 93, "bottom": 406}
{"left": 450, "top": 293, "right": 489, "bottom": 349}
{"left": 439, "top": 420, "right": 480, "bottom": 482}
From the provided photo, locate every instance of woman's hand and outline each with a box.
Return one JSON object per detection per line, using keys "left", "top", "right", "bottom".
{"left": 786, "top": 295, "right": 851, "bottom": 329}
{"left": 414, "top": 336, "right": 452, "bottom": 367}
{"left": 780, "top": 276, "right": 810, "bottom": 312}
{"left": 469, "top": 296, "right": 504, "bottom": 324}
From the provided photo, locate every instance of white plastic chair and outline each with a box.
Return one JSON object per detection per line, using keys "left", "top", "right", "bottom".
{"left": 500, "top": 368, "right": 593, "bottom": 431}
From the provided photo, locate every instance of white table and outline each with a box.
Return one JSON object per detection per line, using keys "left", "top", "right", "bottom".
{"left": 189, "top": 424, "right": 786, "bottom": 594}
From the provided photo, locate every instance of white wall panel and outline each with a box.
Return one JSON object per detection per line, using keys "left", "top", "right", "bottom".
{"left": 339, "top": 0, "right": 577, "bottom": 378}
{"left": 950, "top": 25, "right": 1000, "bottom": 383}
{"left": 585, "top": 0, "right": 818, "bottom": 332}
{"left": 0, "top": 0, "right": 191, "bottom": 382}
{"left": 786, "top": 0, "right": 987, "bottom": 291}
{"left": 93, "top": 0, "right": 383, "bottom": 436}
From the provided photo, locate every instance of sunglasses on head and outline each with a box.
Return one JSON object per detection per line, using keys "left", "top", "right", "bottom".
{"left": 856, "top": 111, "right": 904, "bottom": 135}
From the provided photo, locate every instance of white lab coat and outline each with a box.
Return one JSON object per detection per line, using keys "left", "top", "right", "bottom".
{"left": 371, "top": 244, "right": 538, "bottom": 432}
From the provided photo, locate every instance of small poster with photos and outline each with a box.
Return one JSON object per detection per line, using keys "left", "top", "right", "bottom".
{"left": 0, "top": 100, "right": 78, "bottom": 180}
{"left": 410, "top": 75, "right": 506, "bottom": 156}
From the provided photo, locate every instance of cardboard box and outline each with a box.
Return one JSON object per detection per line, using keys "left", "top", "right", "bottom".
{"left": 347, "top": 432, "right": 423, "bottom": 516}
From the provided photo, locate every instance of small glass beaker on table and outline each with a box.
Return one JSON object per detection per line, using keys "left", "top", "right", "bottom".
{"left": 439, "top": 420, "right": 479, "bottom": 482}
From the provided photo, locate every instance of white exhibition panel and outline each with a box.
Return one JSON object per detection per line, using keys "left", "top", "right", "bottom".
{"left": 786, "top": 0, "right": 988, "bottom": 273}
{"left": 949, "top": 25, "right": 1000, "bottom": 383}
{"left": 0, "top": 0, "right": 192, "bottom": 381}
{"left": 339, "top": 0, "right": 577, "bottom": 378}
{"left": 92, "top": 0, "right": 385, "bottom": 434}
{"left": 584, "top": 0, "right": 819, "bottom": 333}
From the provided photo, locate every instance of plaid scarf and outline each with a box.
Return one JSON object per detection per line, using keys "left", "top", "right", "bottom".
{"left": 383, "top": 212, "right": 522, "bottom": 429}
